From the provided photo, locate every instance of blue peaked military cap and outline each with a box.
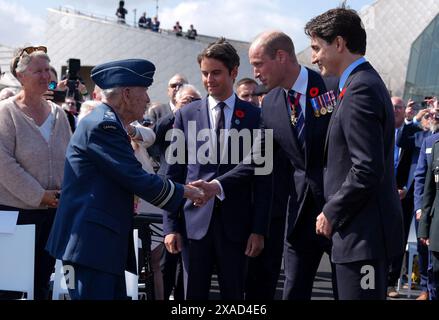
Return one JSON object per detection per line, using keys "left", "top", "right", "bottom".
{"left": 91, "top": 59, "right": 156, "bottom": 89}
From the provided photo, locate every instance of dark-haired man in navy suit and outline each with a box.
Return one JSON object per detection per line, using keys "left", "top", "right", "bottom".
{"left": 306, "top": 8, "right": 404, "bottom": 299}
{"left": 163, "top": 38, "right": 270, "bottom": 300}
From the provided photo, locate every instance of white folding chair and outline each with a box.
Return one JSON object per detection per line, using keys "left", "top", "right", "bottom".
{"left": 0, "top": 224, "right": 35, "bottom": 299}
{"left": 51, "top": 259, "right": 69, "bottom": 300}
{"left": 52, "top": 229, "right": 140, "bottom": 300}
{"left": 125, "top": 229, "right": 139, "bottom": 300}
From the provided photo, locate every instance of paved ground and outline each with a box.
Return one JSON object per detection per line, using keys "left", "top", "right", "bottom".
{"left": 209, "top": 253, "right": 422, "bottom": 300}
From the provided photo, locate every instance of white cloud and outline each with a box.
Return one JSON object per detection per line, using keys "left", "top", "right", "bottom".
{"left": 0, "top": 0, "right": 45, "bottom": 47}
{"left": 158, "top": 0, "right": 307, "bottom": 49}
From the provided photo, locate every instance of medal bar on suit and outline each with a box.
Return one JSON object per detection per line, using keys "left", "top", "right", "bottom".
{"left": 324, "top": 92, "right": 334, "bottom": 113}
{"left": 317, "top": 95, "right": 327, "bottom": 115}
{"left": 290, "top": 114, "right": 298, "bottom": 126}
{"left": 288, "top": 91, "right": 301, "bottom": 126}
{"left": 329, "top": 90, "right": 337, "bottom": 107}
{"left": 310, "top": 98, "right": 321, "bottom": 117}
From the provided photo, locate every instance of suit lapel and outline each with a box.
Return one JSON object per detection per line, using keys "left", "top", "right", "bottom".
{"left": 230, "top": 97, "right": 245, "bottom": 131}
{"left": 198, "top": 97, "right": 211, "bottom": 129}
{"left": 195, "top": 98, "right": 212, "bottom": 155}
{"left": 304, "top": 71, "right": 318, "bottom": 165}
{"left": 323, "top": 63, "right": 369, "bottom": 160}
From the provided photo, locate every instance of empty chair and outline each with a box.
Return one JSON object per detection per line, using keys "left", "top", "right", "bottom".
{"left": 0, "top": 225, "right": 36, "bottom": 299}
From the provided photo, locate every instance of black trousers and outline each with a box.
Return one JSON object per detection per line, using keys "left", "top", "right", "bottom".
{"left": 160, "top": 249, "right": 184, "bottom": 300}
{"left": 335, "top": 258, "right": 387, "bottom": 300}
{"left": 0, "top": 205, "right": 56, "bottom": 300}
{"left": 282, "top": 194, "right": 336, "bottom": 300}
{"left": 182, "top": 205, "right": 247, "bottom": 300}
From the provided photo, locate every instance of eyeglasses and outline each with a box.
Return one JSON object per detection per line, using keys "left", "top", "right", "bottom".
{"left": 184, "top": 97, "right": 201, "bottom": 103}
{"left": 169, "top": 83, "right": 183, "bottom": 89}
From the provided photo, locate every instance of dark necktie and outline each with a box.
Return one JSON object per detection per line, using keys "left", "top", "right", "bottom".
{"left": 288, "top": 90, "right": 305, "bottom": 150}
{"left": 215, "top": 102, "right": 226, "bottom": 164}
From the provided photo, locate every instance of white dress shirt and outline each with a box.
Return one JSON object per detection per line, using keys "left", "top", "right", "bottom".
{"left": 284, "top": 65, "right": 308, "bottom": 118}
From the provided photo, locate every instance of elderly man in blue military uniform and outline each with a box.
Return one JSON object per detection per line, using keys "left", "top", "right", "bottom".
{"left": 46, "top": 59, "right": 203, "bottom": 300}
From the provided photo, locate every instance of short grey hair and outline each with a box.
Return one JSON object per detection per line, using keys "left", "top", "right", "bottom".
{"left": 101, "top": 87, "right": 123, "bottom": 99}
{"left": 175, "top": 84, "right": 201, "bottom": 101}
{"left": 15, "top": 51, "right": 50, "bottom": 75}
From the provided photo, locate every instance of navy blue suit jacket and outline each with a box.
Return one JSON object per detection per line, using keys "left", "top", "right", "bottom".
{"left": 163, "top": 96, "right": 270, "bottom": 243}
{"left": 260, "top": 68, "right": 333, "bottom": 242}
{"left": 46, "top": 104, "right": 184, "bottom": 276}
{"left": 323, "top": 62, "right": 404, "bottom": 263}
{"left": 414, "top": 132, "right": 439, "bottom": 211}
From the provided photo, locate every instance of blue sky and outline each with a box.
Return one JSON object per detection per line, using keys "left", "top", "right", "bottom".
{"left": 0, "top": 0, "right": 375, "bottom": 50}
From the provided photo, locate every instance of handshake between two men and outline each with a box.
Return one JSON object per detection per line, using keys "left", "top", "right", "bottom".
{"left": 182, "top": 180, "right": 221, "bottom": 207}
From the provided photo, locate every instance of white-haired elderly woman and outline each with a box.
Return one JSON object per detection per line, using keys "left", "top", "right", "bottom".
{"left": 0, "top": 46, "right": 71, "bottom": 299}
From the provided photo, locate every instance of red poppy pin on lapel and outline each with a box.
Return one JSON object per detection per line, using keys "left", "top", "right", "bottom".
{"left": 235, "top": 109, "right": 245, "bottom": 119}
{"left": 234, "top": 109, "right": 245, "bottom": 125}
{"left": 309, "top": 87, "right": 319, "bottom": 98}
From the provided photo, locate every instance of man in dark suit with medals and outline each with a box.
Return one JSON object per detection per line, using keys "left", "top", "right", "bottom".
{"left": 247, "top": 31, "right": 337, "bottom": 300}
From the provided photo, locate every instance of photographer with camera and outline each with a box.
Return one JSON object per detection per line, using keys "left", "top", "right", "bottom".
{"left": 406, "top": 97, "right": 436, "bottom": 126}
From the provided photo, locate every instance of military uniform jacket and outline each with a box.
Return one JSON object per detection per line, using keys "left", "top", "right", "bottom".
{"left": 46, "top": 103, "right": 183, "bottom": 276}
{"left": 420, "top": 139, "right": 439, "bottom": 252}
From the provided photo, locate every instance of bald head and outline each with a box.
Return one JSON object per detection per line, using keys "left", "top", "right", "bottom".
{"left": 168, "top": 73, "right": 188, "bottom": 104}
{"left": 251, "top": 31, "right": 297, "bottom": 61}
{"left": 249, "top": 30, "right": 299, "bottom": 90}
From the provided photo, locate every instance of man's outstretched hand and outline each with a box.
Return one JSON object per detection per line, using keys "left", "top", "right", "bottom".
{"left": 189, "top": 180, "right": 221, "bottom": 206}
{"left": 183, "top": 184, "right": 205, "bottom": 204}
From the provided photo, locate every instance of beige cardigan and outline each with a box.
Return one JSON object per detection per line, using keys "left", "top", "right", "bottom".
{"left": 0, "top": 97, "right": 72, "bottom": 209}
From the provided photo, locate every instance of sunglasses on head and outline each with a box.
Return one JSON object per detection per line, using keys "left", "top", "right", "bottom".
{"left": 20, "top": 46, "right": 47, "bottom": 57}
{"left": 12, "top": 46, "right": 48, "bottom": 76}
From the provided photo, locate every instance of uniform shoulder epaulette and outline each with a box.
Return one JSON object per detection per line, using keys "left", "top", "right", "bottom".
{"left": 103, "top": 110, "right": 117, "bottom": 122}
{"left": 100, "top": 111, "right": 120, "bottom": 131}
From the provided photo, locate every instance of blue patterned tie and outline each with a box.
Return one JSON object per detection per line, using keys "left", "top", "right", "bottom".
{"left": 288, "top": 90, "right": 305, "bottom": 150}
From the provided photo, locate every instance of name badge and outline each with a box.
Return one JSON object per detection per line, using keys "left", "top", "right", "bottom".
{"left": 427, "top": 148, "right": 432, "bottom": 154}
